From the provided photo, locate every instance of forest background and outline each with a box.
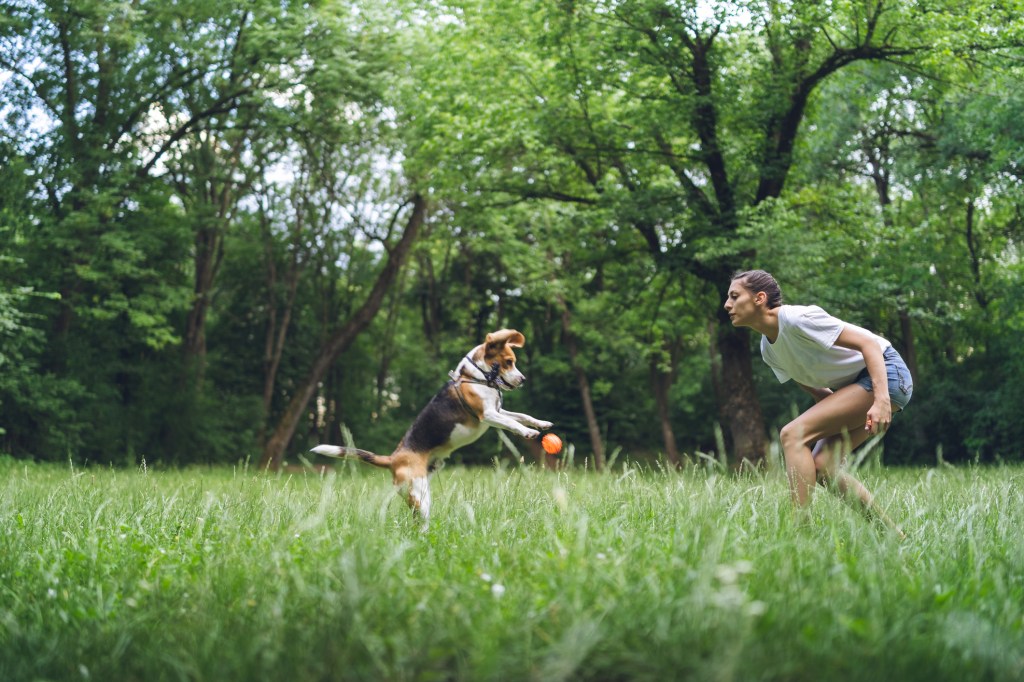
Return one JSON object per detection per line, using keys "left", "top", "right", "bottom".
{"left": 2, "top": 0, "right": 1023, "bottom": 471}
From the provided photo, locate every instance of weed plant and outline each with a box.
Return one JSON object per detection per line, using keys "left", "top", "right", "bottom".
{"left": 0, "top": 455, "right": 1021, "bottom": 681}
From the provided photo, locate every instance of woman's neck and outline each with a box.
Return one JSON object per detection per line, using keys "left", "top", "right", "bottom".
{"left": 753, "top": 307, "right": 781, "bottom": 343}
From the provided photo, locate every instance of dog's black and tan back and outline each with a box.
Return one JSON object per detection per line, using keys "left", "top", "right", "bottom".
{"left": 399, "top": 383, "right": 476, "bottom": 455}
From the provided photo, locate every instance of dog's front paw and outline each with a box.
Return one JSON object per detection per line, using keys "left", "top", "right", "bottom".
{"left": 523, "top": 428, "right": 541, "bottom": 440}
{"left": 536, "top": 421, "right": 554, "bottom": 431}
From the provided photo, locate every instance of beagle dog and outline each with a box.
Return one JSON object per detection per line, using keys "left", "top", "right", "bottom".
{"left": 311, "top": 329, "right": 552, "bottom": 524}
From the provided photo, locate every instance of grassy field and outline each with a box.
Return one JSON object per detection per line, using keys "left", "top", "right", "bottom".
{"left": 1, "top": 454, "right": 1022, "bottom": 682}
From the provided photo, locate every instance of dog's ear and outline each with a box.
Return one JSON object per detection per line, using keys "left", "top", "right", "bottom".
{"left": 486, "top": 329, "right": 525, "bottom": 349}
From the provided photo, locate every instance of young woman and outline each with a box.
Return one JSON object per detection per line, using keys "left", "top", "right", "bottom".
{"left": 724, "top": 270, "right": 912, "bottom": 536}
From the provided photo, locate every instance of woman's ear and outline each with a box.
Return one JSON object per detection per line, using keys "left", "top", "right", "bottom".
{"left": 755, "top": 291, "right": 767, "bottom": 306}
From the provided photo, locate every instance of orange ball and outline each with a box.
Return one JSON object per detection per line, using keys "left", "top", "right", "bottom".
{"left": 541, "top": 433, "right": 562, "bottom": 455}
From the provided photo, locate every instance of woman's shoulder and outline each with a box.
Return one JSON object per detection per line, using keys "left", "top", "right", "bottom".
{"left": 779, "top": 304, "right": 831, "bottom": 323}
{"left": 779, "top": 304, "right": 845, "bottom": 345}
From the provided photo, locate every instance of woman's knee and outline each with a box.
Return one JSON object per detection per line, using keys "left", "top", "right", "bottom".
{"left": 779, "top": 420, "right": 809, "bottom": 450}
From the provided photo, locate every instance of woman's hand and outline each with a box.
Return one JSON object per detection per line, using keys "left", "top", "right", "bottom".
{"left": 865, "top": 397, "right": 892, "bottom": 434}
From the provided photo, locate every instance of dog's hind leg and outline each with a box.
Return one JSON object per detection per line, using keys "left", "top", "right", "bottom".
{"left": 392, "top": 457, "right": 431, "bottom": 526}
{"left": 409, "top": 476, "right": 431, "bottom": 525}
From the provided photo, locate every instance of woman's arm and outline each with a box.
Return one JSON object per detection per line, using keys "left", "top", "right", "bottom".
{"left": 835, "top": 325, "right": 891, "bottom": 434}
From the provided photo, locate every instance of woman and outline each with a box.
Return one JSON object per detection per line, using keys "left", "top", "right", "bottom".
{"left": 724, "top": 270, "right": 912, "bottom": 536}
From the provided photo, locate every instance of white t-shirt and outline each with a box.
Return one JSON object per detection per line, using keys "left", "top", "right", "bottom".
{"left": 760, "top": 305, "right": 891, "bottom": 389}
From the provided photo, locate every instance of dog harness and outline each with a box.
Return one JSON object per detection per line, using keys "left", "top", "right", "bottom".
{"left": 453, "top": 355, "right": 516, "bottom": 390}
{"left": 448, "top": 355, "right": 512, "bottom": 416}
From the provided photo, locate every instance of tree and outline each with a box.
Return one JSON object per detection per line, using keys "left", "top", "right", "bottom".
{"left": 259, "top": 194, "right": 427, "bottom": 470}
{"left": 0, "top": 142, "right": 76, "bottom": 454}
{"left": 405, "top": 0, "right": 1024, "bottom": 464}
{"left": 0, "top": 0, "right": 415, "bottom": 462}
{"left": 3, "top": 0, "right": 1022, "bottom": 467}
{"left": 742, "top": 48, "right": 1024, "bottom": 462}
{"left": 161, "top": 0, "right": 391, "bottom": 388}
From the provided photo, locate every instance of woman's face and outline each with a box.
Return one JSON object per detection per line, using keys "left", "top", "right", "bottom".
{"left": 723, "top": 279, "right": 762, "bottom": 327}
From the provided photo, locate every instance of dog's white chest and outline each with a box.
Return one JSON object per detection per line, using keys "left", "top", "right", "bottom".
{"left": 448, "top": 421, "right": 490, "bottom": 450}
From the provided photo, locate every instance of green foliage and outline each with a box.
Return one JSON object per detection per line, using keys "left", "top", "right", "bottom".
{"left": 2, "top": 0, "right": 1024, "bottom": 466}
{"left": 747, "top": 52, "right": 1024, "bottom": 463}
{"left": 1, "top": 462, "right": 1022, "bottom": 680}
{"left": 0, "top": 142, "right": 85, "bottom": 453}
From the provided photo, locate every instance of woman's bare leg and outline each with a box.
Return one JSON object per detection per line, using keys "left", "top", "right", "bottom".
{"left": 779, "top": 383, "right": 874, "bottom": 506}
{"left": 783, "top": 386, "right": 907, "bottom": 538}
{"left": 813, "top": 434, "right": 906, "bottom": 539}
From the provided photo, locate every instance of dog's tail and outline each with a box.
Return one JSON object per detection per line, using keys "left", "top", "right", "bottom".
{"left": 310, "top": 444, "right": 392, "bottom": 469}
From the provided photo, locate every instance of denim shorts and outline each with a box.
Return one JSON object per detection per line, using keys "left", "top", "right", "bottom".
{"left": 853, "top": 346, "right": 914, "bottom": 411}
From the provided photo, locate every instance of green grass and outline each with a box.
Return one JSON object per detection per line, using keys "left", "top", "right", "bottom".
{"left": 1, "top": 456, "right": 1022, "bottom": 681}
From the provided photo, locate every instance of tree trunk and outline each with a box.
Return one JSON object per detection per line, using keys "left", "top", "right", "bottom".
{"left": 710, "top": 310, "right": 767, "bottom": 467}
{"left": 650, "top": 349, "right": 682, "bottom": 467}
{"left": 898, "top": 309, "right": 919, "bottom": 381}
{"left": 558, "top": 300, "right": 605, "bottom": 470}
{"left": 965, "top": 198, "right": 989, "bottom": 310}
{"left": 376, "top": 267, "right": 408, "bottom": 419}
{"left": 259, "top": 194, "right": 427, "bottom": 470}
{"left": 183, "top": 223, "right": 221, "bottom": 386}
{"left": 261, "top": 241, "right": 301, "bottom": 428}
{"left": 416, "top": 245, "right": 446, "bottom": 353}
{"left": 180, "top": 133, "right": 248, "bottom": 390}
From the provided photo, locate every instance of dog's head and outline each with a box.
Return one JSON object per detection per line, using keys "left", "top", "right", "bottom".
{"left": 473, "top": 328, "right": 527, "bottom": 389}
